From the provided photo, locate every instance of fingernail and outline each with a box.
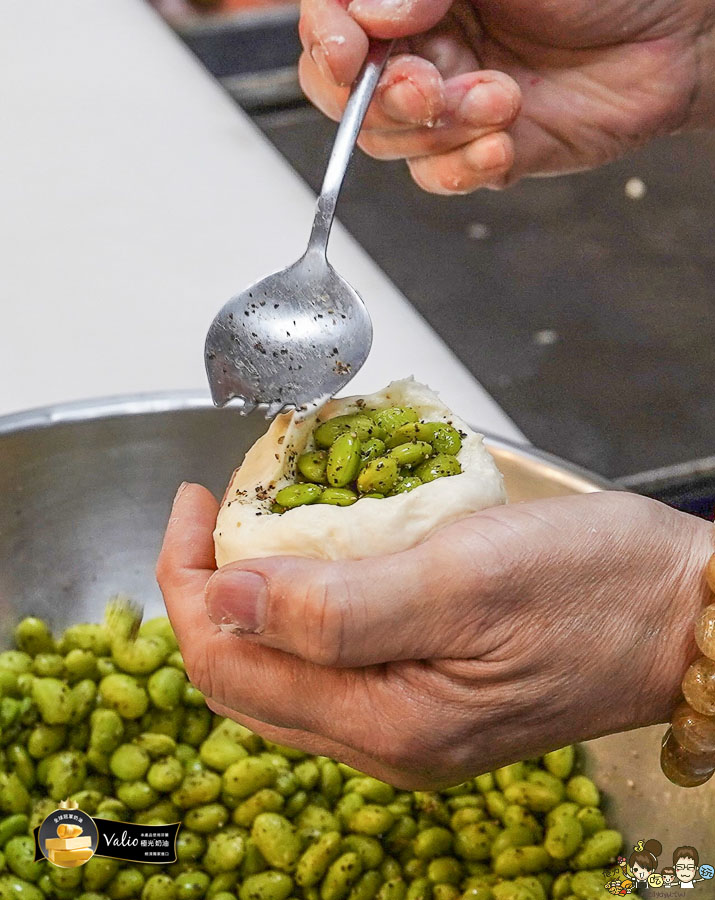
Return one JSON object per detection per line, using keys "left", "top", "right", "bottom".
{"left": 206, "top": 570, "right": 267, "bottom": 635}
{"left": 310, "top": 42, "right": 334, "bottom": 82}
{"left": 458, "top": 82, "right": 515, "bottom": 127}
{"left": 172, "top": 482, "right": 188, "bottom": 507}
{"left": 380, "top": 79, "right": 431, "bottom": 124}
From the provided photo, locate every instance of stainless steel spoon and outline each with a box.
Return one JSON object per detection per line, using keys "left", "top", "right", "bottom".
{"left": 205, "top": 40, "right": 393, "bottom": 416}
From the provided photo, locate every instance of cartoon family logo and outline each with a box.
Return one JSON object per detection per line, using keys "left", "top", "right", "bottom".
{"left": 603, "top": 839, "right": 715, "bottom": 894}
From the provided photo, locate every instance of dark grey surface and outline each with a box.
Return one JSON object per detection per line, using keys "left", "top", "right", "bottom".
{"left": 251, "top": 105, "right": 715, "bottom": 481}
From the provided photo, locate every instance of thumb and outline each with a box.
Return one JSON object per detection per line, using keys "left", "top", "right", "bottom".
{"left": 203, "top": 527, "right": 492, "bottom": 667}
{"left": 347, "top": 0, "right": 454, "bottom": 39}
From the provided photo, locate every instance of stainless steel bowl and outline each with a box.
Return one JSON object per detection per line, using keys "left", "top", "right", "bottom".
{"left": 0, "top": 394, "right": 711, "bottom": 864}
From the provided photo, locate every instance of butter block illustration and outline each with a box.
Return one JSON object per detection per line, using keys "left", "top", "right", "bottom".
{"left": 45, "top": 836, "right": 93, "bottom": 851}
{"left": 57, "top": 824, "right": 83, "bottom": 838}
{"left": 47, "top": 847, "right": 93, "bottom": 865}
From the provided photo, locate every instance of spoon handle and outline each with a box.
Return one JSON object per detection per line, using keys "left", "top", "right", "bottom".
{"left": 307, "top": 39, "right": 393, "bottom": 257}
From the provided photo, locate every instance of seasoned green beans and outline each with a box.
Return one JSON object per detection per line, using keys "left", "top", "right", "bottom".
{"left": 271, "top": 407, "right": 465, "bottom": 512}
{"left": 0, "top": 613, "right": 623, "bottom": 900}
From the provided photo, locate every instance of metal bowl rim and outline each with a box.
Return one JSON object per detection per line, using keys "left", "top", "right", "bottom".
{"left": 0, "top": 390, "right": 613, "bottom": 491}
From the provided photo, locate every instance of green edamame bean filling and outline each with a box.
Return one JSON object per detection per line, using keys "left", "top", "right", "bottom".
{"left": 0, "top": 606, "right": 624, "bottom": 900}
{"left": 274, "top": 408, "right": 466, "bottom": 512}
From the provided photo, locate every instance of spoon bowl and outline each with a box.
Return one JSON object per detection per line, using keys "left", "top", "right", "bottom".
{"left": 205, "top": 40, "right": 392, "bottom": 415}
{"left": 205, "top": 248, "right": 372, "bottom": 416}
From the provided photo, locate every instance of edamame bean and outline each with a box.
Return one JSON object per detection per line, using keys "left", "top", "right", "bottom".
{"left": 240, "top": 872, "right": 293, "bottom": 900}
{"left": 4, "top": 836, "right": 39, "bottom": 883}
{"left": 551, "top": 873, "right": 572, "bottom": 900}
{"left": 297, "top": 451, "right": 329, "bottom": 485}
{"left": 429, "top": 425, "right": 462, "bottom": 456}
{"left": 31, "top": 654, "right": 64, "bottom": 678}
{"left": 348, "top": 870, "right": 383, "bottom": 900}
{"left": 453, "top": 824, "right": 499, "bottom": 863}
{"left": 319, "top": 489, "right": 358, "bottom": 507}
{"left": 175, "top": 870, "right": 211, "bottom": 900}
{"left": 296, "top": 832, "right": 343, "bottom": 887}
{"left": 574, "top": 807, "right": 605, "bottom": 838}
{"left": 359, "top": 440, "right": 386, "bottom": 467}
{"left": 142, "top": 874, "right": 178, "bottom": 900}
{"left": 494, "top": 764, "right": 527, "bottom": 791}
{"left": 184, "top": 804, "right": 229, "bottom": 833}
{"left": 99, "top": 674, "right": 149, "bottom": 719}
{"left": 349, "top": 806, "right": 395, "bottom": 837}
{"left": 544, "top": 816, "right": 583, "bottom": 860}
{"left": 147, "top": 756, "right": 184, "bottom": 793}
{"left": 203, "top": 829, "right": 246, "bottom": 875}
{"left": 0, "top": 653, "right": 32, "bottom": 675}
{"left": 569, "top": 830, "right": 621, "bottom": 870}
{"left": 252, "top": 813, "right": 301, "bottom": 872}
{"left": 275, "top": 484, "right": 323, "bottom": 509}
{"left": 139, "top": 618, "right": 179, "bottom": 651}
{"left": 340, "top": 835, "right": 384, "bottom": 871}
{"left": 112, "top": 636, "right": 169, "bottom": 676}
{"left": 376, "top": 878, "right": 406, "bottom": 900}
{"left": 326, "top": 433, "right": 362, "bottom": 488}
{"left": 492, "top": 846, "right": 550, "bottom": 879}
{"left": 0, "top": 876, "right": 43, "bottom": 900}
{"left": 570, "top": 870, "right": 610, "bottom": 900}
{"left": 107, "top": 867, "right": 146, "bottom": 899}
{"left": 172, "top": 770, "right": 222, "bottom": 809}
{"left": 223, "top": 757, "right": 276, "bottom": 800}
{"left": 31, "top": 678, "right": 73, "bottom": 725}
{"left": 414, "top": 455, "right": 461, "bottom": 483}
{"left": 314, "top": 415, "right": 379, "bottom": 448}
{"left": 321, "top": 852, "right": 363, "bottom": 900}
{"left": 199, "top": 725, "right": 248, "bottom": 772}
{"left": 357, "top": 458, "right": 399, "bottom": 495}
{"left": 426, "top": 858, "right": 462, "bottom": 885}
{"left": 64, "top": 648, "right": 98, "bottom": 683}
{"left": 116, "top": 780, "right": 159, "bottom": 811}
{"left": 46, "top": 750, "right": 86, "bottom": 800}
{"left": 110, "top": 743, "right": 150, "bottom": 781}
{"left": 565, "top": 778, "right": 599, "bottom": 809}
{"left": 14, "top": 619, "right": 54, "bottom": 657}
{"left": 387, "top": 442, "right": 432, "bottom": 469}
{"left": 414, "top": 829, "right": 452, "bottom": 861}
{"left": 368, "top": 408, "right": 419, "bottom": 436}
{"left": 389, "top": 476, "right": 422, "bottom": 495}
{"left": 503, "top": 782, "right": 560, "bottom": 813}
{"left": 542, "top": 747, "right": 575, "bottom": 781}
{"left": 0, "top": 815, "right": 28, "bottom": 849}
{"left": 148, "top": 668, "right": 186, "bottom": 711}
{"left": 491, "top": 826, "right": 537, "bottom": 860}
{"left": 233, "top": 790, "right": 284, "bottom": 828}
{"left": 84, "top": 857, "right": 120, "bottom": 891}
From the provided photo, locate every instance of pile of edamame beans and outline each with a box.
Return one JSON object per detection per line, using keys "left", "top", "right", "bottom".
{"left": 273, "top": 407, "right": 464, "bottom": 511}
{"left": 0, "top": 612, "right": 623, "bottom": 900}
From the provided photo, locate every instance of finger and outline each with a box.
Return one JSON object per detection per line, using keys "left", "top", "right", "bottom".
{"left": 156, "top": 482, "right": 218, "bottom": 597}
{"left": 358, "top": 71, "right": 520, "bottom": 159}
{"left": 407, "top": 130, "right": 515, "bottom": 194}
{"left": 299, "top": 51, "right": 445, "bottom": 128}
{"left": 205, "top": 699, "right": 439, "bottom": 790}
{"left": 157, "top": 497, "right": 387, "bottom": 743}
{"left": 347, "top": 0, "right": 453, "bottom": 40}
{"left": 299, "top": 0, "right": 368, "bottom": 87}
{"left": 204, "top": 513, "right": 506, "bottom": 666}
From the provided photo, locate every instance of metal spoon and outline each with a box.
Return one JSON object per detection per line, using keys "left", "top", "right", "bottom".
{"left": 205, "top": 40, "right": 393, "bottom": 416}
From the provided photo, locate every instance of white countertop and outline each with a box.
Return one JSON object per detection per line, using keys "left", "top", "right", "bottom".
{"left": 0, "top": 0, "right": 523, "bottom": 441}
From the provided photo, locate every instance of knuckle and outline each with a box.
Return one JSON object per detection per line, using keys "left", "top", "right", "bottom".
{"left": 299, "top": 572, "right": 349, "bottom": 666}
{"left": 182, "top": 644, "right": 216, "bottom": 701}
{"left": 357, "top": 132, "right": 396, "bottom": 160}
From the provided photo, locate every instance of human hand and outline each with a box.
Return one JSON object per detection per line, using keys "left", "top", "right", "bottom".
{"left": 157, "top": 486, "right": 711, "bottom": 788}
{"left": 298, "top": 0, "right": 715, "bottom": 193}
